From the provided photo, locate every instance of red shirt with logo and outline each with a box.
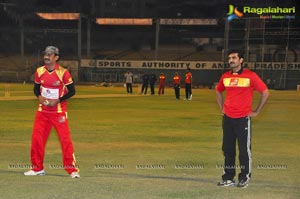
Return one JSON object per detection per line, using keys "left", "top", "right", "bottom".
{"left": 185, "top": 72, "right": 192, "bottom": 84}
{"left": 159, "top": 74, "right": 166, "bottom": 85}
{"left": 216, "top": 68, "right": 267, "bottom": 118}
{"left": 35, "top": 64, "right": 73, "bottom": 113}
{"left": 173, "top": 75, "right": 181, "bottom": 85}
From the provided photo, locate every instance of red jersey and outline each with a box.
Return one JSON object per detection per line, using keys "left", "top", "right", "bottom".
{"left": 159, "top": 74, "right": 166, "bottom": 85}
{"left": 216, "top": 69, "right": 267, "bottom": 118}
{"left": 35, "top": 64, "right": 73, "bottom": 113}
{"left": 185, "top": 72, "right": 192, "bottom": 84}
{"left": 173, "top": 75, "right": 181, "bottom": 85}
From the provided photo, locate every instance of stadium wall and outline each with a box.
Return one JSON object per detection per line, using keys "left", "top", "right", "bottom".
{"left": 79, "top": 59, "right": 300, "bottom": 90}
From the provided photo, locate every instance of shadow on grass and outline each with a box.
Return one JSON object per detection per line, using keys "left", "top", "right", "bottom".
{"left": 95, "top": 171, "right": 214, "bottom": 184}
{"left": 92, "top": 171, "right": 300, "bottom": 190}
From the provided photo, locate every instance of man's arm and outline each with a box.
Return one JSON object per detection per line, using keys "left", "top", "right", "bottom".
{"left": 34, "top": 83, "right": 48, "bottom": 105}
{"left": 216, "top": 90, "right": 224, "bottom": 113}
{"left": 249, "top": 89, "right": 269, "bottom": 117}
{"left": 59, "top": 83, "right": 76, "bottom": 102}
{"left": 33, "top": 83, "right": 41, "bottom": 97}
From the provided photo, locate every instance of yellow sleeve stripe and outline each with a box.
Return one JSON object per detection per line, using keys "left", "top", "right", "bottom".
{"left": 36, "top": 66, "right": 46, "bottom": 78}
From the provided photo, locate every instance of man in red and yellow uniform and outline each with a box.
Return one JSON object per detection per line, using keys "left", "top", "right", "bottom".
{"left": 158, "top": 73, "right": 166, "bottom": 96}
{"left": 216, "top": 49, "right": 269, "bottom": 188}
{"left": 185, "top": 68, "right": 192, "bottom": 100}
{"left": 24, "top": 46, "right": 79, "bottom": 178}
{"left": 173, "top": 72, "right": 181, "bottom": 99}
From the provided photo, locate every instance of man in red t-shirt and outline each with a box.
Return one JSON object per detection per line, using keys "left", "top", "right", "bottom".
{"left": 158, "top": 73, "right": 166, "bottom": 96}
{"left": 173, "top": 72, "right": 181, "bottom": 99}
{"left": 185, "top": 68, "right": 192, "bottom": 100}
{"left": 215, "top": 49, "right": 269, "bottom": 188}
{"left": 24, "top": 46, "right": 79, "bottom": 178}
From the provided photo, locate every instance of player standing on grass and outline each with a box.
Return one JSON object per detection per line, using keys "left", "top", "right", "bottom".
{"left": 185, "top": 68, "right": 192, "bottom": 100}
{"left": 173, "top": 72, "right": 181, "bottom": 100}
{"left": 215, "top": 49, "right": 269, "bottom": 188}
{"left": 24, "top": 46, "right": 80, "bottom": 178}
{"left": 158, "top": 72, "right": 166, "bottom": 96}
{"left": 124, "top": 70, "right": 134, "bottom": 94}
{"left": 140, "top": 73, "right": 149, "bottom": 95}
{"left": 150, "top": 72, "right": 157, "bottom": 95}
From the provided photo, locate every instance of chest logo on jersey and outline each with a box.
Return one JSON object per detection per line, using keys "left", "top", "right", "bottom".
{"left": 223, "top": 78, "right": 250, "bottom": 87}
{"left": 229, "top": 78, "right": 239, "bottom": 86}
{"left": 41, "top": 86, "right": 59, "bottom": 99}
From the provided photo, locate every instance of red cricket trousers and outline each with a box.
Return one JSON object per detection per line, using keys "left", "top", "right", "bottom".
{"left": 30, "top": 111, "right": 78, "bottom": 174}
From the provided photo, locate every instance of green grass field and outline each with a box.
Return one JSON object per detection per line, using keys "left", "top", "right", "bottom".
{"left": 0, "top": 83, "right": 299, "bottom": 199}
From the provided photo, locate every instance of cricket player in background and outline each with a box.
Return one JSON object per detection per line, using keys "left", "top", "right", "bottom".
{"left": 24, "top": 46, "right": 79, "bottom": 178}
{"left": 158, "top": 72, "right": 166, "bottom": 96}
{"left": 185, "top": 68, "right": 192, "bottom": 100}
{"left": 173, "top": 72, "right": 181, "bottom": 100}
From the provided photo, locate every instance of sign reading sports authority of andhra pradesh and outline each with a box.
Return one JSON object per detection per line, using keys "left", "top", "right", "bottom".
{"left": 81, "top": 59, "right": 300, "bottom": 70}
{"left": 227, "top": 4, "right": 296, "bottom": 21}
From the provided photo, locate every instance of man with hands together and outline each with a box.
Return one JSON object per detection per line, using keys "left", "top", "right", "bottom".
{"left": 24, "top": 46, "right": 79, "bottom": 178}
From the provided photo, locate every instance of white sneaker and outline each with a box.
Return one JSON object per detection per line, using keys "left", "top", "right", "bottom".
{"left": 70, "top": 172, "right": 80, "bottom": 178}
{"left": 188, "top": 94, "right": 192, "bottom": 100}
{"left": 24, "top": 169, "right": 46, "bottom": 176}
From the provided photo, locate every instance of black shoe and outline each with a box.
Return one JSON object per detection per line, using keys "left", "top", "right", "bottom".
{"left": 237, "top": 179, "right": 249, "bottom": 188}
{"left": 217, "top": 180, "right": 235, "bottom": 187}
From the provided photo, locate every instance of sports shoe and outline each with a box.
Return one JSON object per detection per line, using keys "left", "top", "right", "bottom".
{"left": 70, "top": 172, "right": 80, "bottom": 178}
{"left": 237, "top": 179, "right": 249, "bottom": 188}
{"left": 188, "top": 94, "right": 192, "bottom": 100}
{"left": 24, "top": 169, "right": 46, "bottom": 176}
{"left": 217, "top": 180, "right": 235, "bottom": 187}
